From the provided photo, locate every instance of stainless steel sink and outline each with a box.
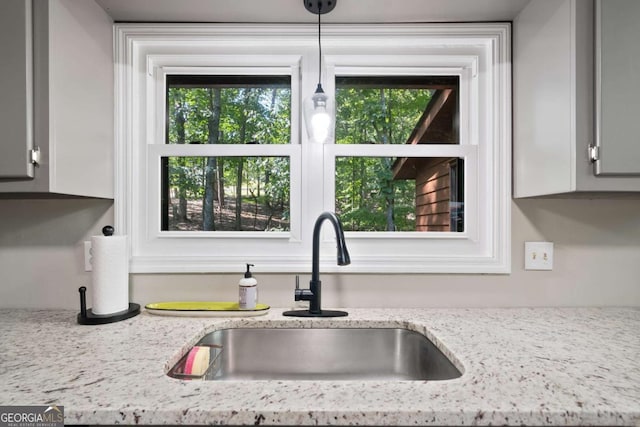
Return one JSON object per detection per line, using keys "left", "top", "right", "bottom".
{"left": 169, "top": 328, "right": 462, "bottom": 381}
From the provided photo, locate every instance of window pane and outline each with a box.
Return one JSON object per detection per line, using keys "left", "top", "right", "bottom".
{"left": 335, "top": 156, "right": 464, "bottom": 232}
{"left": 336, "top": 76, "right": 459, "bottom": 145}
{"left": 161, "top": 156, "right": 290, "bottom": 232}
{"left": 166, "top": 75, "right": 291, "bottom": 145}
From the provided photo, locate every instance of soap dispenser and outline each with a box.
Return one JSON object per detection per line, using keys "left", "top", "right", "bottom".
{"left": 239, "top": 263, "right": 257, "bottom": 309}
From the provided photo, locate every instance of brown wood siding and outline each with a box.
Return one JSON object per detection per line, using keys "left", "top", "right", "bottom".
{"left": 415, "top": 158, "right": 451, "bottom": 232}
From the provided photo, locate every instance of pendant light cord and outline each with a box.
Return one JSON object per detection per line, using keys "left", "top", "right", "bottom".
{"left": 317, "top": 4, "right": 322, "bottom": 86}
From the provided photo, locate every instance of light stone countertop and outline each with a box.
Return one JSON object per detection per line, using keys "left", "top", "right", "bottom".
{"left": 0, "top": 307, "right": 639, "bottom": 426}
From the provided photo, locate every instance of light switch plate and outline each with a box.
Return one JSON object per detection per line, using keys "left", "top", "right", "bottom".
{"left": 524, "top": 241, "right": 553, "bottom": 271}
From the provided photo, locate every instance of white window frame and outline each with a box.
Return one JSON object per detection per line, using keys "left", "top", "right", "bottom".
{"left": 115, "top": 24, "right": 511, "bottom": 274}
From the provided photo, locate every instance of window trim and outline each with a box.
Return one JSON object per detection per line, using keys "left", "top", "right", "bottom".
{"left": 114, "top": 23, "right": 511, "bottom": 274}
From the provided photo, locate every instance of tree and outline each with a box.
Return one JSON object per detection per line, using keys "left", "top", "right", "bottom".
{"left": 334, "top": 83, "right": 432, "bottom": 231}
{"left": 378, "top": 88, "right": 396, "bottom": 231}
{"left": 203, "top": 88, "right": 221, "bottom": 231}
{"left": 165, "top": 81, "right": 292, "bottom": 232}
{"left": 173, "top": 91, "right": 188, "bottom": 222}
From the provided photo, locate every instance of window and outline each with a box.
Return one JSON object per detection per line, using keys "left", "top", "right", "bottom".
{"left": 162, "top": 156, "right": 291, "bottom": 232}
{"left": 333, "top": 76, "right": 463, "bottom": 233}
{"left": 162, "top": 75, "right": 292, "bottom": 232}
{"left": 115, "top": 24, "right": 511, "bottom": 273}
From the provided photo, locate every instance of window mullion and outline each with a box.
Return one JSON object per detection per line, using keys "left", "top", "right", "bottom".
{"left": 148, "top": 144, "right": 298, "bottom": 157}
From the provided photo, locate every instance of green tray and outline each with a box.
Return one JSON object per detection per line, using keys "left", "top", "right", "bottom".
{"left": 145, "top": 301, "right": 270, "bottom": 317}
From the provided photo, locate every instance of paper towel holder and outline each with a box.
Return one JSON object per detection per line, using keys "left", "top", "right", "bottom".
{"left": 77, "top": 225, "right": 140, "bottom": 325}
{"left": 77, "top": 286, "right": 140, "bottom": 325}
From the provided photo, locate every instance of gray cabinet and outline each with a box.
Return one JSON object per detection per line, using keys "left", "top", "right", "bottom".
{"left": 0, "top": 1, "right": 35, "bottom": 179}
{"left": 513, "top": 0, "right": 640, "bottom": 197}
{"left": 594, "top": 0, "right": 640, "bottom": 176}
{"left": 0, "top": 0, "right": 113, "bottom": 198}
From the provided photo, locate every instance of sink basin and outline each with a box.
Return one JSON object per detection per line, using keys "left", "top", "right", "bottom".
{"left": 169, "top": 328, "right": 462, "bottom": 381}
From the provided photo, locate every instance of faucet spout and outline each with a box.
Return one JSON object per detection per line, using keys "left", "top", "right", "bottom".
{"left": 283, "top": 212, "right": 350, "bottom": 318}
{"left": 311, "top": 212, "right": 350, "bottom": 283}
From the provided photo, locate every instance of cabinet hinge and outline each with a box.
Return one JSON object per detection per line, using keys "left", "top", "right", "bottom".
{"left": 30, "top": 147, "right": 41, "bottom": 167}
{"left": 588, "top": 144, "right": 599, "bottom": 162}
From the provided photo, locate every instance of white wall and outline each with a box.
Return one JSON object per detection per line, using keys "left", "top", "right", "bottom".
{"left": 1, "top": 197, "right": 638, "bottom": 309}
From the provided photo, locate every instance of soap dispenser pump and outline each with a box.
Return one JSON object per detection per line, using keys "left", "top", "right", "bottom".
{"left": 239, "top": 263, "right": 257, "bottom": 310}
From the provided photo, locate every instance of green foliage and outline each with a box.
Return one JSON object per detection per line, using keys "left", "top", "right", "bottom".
{"left": 165, "top": 79, "right": 433, "bottom": 232}
{"left": 167, "top": 157, "right": 206, "bottom": 199}
{"left": 335, "top": 157, "right": 416, "bottom": 231}
{"left": 335, "top": 86, "right": 432, "bottom": 231}
{"left": 168, "top": 87, "right": 291, "bottom": 145}
{"left": 166, "top": 83, "right": 291, "bottom": 231}
{"left": 335, "top": 87, "right": 431, "bottom": 144}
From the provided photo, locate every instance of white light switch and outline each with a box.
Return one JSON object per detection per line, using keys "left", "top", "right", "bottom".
{"left": 524, "top": 242, "right": 553, "bottom": 271}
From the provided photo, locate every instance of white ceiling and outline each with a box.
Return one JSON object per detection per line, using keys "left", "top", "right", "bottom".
{"left": 94, "top": 0, "right": 530, "bottom": 23}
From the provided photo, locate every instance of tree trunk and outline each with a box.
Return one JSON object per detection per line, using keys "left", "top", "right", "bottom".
{"left": 175, "top": 99, "right": 188, "bottom": 222}
{"left": 234, "top": 89, "right": 253, "bottom": 230}
{"left": 235, "top": 158, "right": 243, "bottom": 230}
{"left": 379, "top": 89, "right": 396, "bottom": 231}
{"left": 203, "top": 157, "right": 216, "bottom": 231}
{"left": 217, "top": 157, "right": 225, "bottom": 209}
{"left": 249, "top": 189, "right": 258, "bottom": 230}
{"left": 203, "top": 88, "right": 221, "bottom": 231}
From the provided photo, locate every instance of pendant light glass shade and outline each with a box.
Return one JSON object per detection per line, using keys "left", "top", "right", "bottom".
{"left": 303, "top": 0, "right": 336, "bottom": 144}
{"left": 304, "top": 83, "right": 333, "bottom": 143}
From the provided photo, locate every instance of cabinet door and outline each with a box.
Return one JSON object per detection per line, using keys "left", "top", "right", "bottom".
{"left": 595, "top": 0, "right": 640, "bottom": 175}
{"left": 0, "top": 0, "right": 35, "bottom": 179}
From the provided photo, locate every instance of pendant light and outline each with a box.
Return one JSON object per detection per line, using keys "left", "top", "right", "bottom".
{"left": 303, "top": 0, "right": 337, "bottom": 143}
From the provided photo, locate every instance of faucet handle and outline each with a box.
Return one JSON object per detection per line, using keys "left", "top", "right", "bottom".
{"left": 294, "top": 275, "right": 302, "bottom": 300}
{"left": 293, "top": 275, "right": 313, "bottom": 304}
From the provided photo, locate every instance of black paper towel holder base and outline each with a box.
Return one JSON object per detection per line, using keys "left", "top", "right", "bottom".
{"left": 77, "top": 286, "right": 140, "bottom": 325}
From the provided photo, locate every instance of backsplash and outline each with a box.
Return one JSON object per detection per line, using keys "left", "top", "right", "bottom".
{"left": 0, "top": 197, "right": 639, "bottom": 309}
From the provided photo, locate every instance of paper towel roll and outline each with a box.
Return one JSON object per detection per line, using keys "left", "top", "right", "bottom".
{"left": 91, "top": 235, "right": 129, "bottom": 315}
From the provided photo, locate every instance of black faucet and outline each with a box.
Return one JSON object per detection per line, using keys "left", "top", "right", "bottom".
{"left": 283, "top": 212, "right": 350, "bottom": 317}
